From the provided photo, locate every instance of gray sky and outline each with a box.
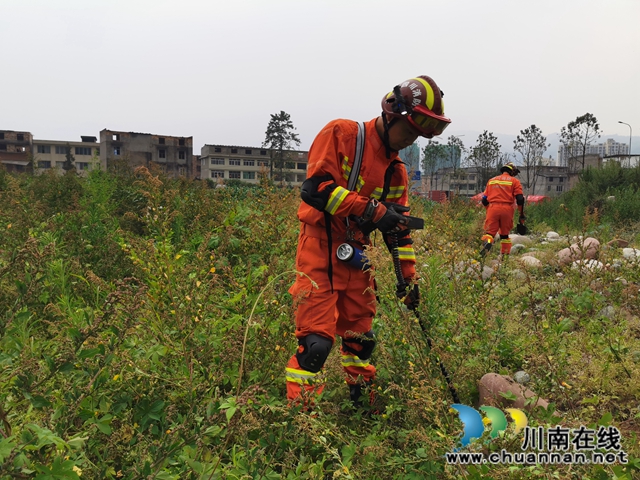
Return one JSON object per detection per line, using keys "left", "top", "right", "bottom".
{"left": 2, "top": 0, "right": 639, "bottom": 155}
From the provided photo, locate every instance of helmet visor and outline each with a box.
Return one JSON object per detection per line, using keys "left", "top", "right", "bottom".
{"left": 406, "top": 105, "right": 451, "bottom": 138}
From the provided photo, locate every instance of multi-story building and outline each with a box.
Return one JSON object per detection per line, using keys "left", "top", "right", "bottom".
{"left": 0, "top": 129, "right": 33, "bottom": 173}
{"left": 558, "top": 138, "right": 628, "bottom": 166}
{"left": 33, "top": 136, "right": 100, "bottom": 176}
{"left": 100, "top": 129, "right": 193, "bottom": 178}
{"left": 200, "top": 144, "right": 308, "bottom": 186}
{"left": 427, "top": 165, "right": 573, "bottom": 199}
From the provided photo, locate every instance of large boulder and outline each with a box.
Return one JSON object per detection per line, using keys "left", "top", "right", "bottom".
{"left": 518, "top": 256, "right": 542, "bottom": 269}
{"left": 510, "top": 234, "right": 532, "bottom": 246}
{"left": 478, "top": 373, "right": 556, "bottom": 413}
{"left": 557, "top": 237, "right": 600, "bottom": 266}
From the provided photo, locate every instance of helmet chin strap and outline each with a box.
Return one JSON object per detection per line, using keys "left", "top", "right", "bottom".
{"left": 381, "top": 112, "right": 399, "bottom": 159}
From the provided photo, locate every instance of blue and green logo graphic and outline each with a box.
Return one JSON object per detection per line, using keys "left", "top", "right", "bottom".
{"left": 450, "top": 404, "right": 528, "bottom": 446}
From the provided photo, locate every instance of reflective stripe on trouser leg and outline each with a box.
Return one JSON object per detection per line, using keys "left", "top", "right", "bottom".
{"left": 340, "top": 346, "right": 376, "bottom": 385}
{"left": 500, "top": 238, "right": 512, "bottom": 254}
{"left": 285, "top": 355, "right": 325, "bottom": 401}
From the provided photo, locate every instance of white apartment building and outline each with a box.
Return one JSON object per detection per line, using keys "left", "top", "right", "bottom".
{"left": 200, "top": 144, "right": 308, "bottom": 186}
{"left": 33, "top": 136, "right": 100, "bottom": 176}
{"left": 557, "top": 138, "right": 629, "bottom": 166}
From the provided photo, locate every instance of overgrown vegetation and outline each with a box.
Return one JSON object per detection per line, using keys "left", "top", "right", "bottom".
{"left": 1, "top": 165, "right": 639, "bottom": 479}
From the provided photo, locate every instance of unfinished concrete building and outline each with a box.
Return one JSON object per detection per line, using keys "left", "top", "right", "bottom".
{"left": 100, "top": 129, "right": 193, "bottom": 178}
{"left": 33, "top": 136, "right": 100, "bottom": 177}
{"left": 0, "top": 130, "right": 33, "bottom": 173}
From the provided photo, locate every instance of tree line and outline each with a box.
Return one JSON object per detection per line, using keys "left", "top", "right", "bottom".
{"left": 422, "top": 113, "right": 602, "bottom": 192}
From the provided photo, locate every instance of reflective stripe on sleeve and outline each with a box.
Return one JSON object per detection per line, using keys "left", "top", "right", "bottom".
{"left": 397, "top": 246, "right": 416, "bottom": 261}
{"left": 325, "top": 186, "right": 350, "bottom": 214}
{"left": 386, "top": 186, "right": 405, "bottom": 199}
{"left": 488, "top": 180, "right": 513, "bottom": 186}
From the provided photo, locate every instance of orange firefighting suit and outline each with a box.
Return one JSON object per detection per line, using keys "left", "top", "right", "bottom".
{"left": 285, "top": 118, "right": 416, "bottom": 401}
{"left": 481, "top": 173, "right": 524, "bottom": 255}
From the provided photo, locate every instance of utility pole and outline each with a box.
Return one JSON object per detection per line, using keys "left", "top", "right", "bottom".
{"left": 618, "top": 121, "right": 632, "bottom": 167}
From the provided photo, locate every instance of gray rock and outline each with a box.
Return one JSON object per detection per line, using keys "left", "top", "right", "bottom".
{"left": 547, "top": 231, "right": 560, "bottom": 239}
{"left": 513, "top": 371, "right": 530, "bottom": 385}
{"left": 598, "top": 306, "right": 615, "bottom": 319}
{"left": 511, "top": 244, "right": 526, "bottom": 253}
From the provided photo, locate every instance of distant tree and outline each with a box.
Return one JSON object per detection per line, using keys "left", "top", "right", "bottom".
{"left": 399, "top": 143, "right": 421, "bottom": 173}
{"left": 513, "top": 125, "right": 549, "bottom": 195}
{"left": 446, "top": 135, "right": 465, "bottom": 173}
{"left": 422, "top": 139, "right": 442, "bottom": 190}
{"left": 262, "top": 111, "right": 301, "bottom": 184}
{"left": 560, "top": 113, "right": 600, "bottom": 174}
{"left": 63, "top": 143, "right": 76, "bottom": 172}
{"left": 468, "top": 130, "right": 501, "bottom": 190}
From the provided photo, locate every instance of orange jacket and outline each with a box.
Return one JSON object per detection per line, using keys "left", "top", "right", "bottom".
{"left": 483, "top": 173, "right": 523, "bottom": 205}
{"left": 298, "top": 117, "right": 416, "bottom": 279}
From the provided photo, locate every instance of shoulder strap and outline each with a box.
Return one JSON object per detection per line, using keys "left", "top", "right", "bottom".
{"left": 380, "top": 160, "right": 400, "bottom": 202}
{"left": 347, "top": 122, "right": 366, "bottom": 191}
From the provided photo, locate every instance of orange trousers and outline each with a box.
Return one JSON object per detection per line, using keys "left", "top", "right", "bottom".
{"left": 285, "top": 232, "right": 377, "bottom": 401}
{"left": 483, "top": 203, "right": 515, "bottom": 254}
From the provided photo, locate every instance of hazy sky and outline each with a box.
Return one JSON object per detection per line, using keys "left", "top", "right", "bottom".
{"left": 3, "top": 0, "right": 639, "bottom": 155}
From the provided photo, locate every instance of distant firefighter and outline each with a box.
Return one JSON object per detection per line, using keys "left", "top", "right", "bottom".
{"left": 480, "top": 162, "right": 525, "bottom": 257}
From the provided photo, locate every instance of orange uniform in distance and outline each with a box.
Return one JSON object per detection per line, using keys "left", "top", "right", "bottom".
{"left": 481, "top": 173, "right": 523, "bottom": 255}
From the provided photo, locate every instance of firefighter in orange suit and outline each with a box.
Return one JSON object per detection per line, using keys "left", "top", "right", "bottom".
{"left": 480, "top": 162, "right": 525, "bottom": 256}
{"left": 285, "top": 76, "right": 451, "bottom": 407}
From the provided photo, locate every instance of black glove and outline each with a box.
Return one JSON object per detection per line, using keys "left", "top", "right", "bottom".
{"left": 481, "top": 195, "right": 489, "bottom": 207}
{"left": 374, "top": 203, "right": 410, "bottom": 233}
{"left": 397, "top": 282, "right": 420, "bottom": 310}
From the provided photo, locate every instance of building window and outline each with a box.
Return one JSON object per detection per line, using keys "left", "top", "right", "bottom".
{"left": 557, "top": 185, "right": 563, "bottom": 192}
{"left": 229, "top": 159, "right": 240, "bottom": 166}
{"left": 17, "top": 134, "right": 24, "bottom": 141}
{"left": 77, "top": 162, "right": 89, "bottom": 170}
{"left": 298, "top": 152, "right": 303, "bottom": 158}
{"left": 179, "top": 139, "right": 185, "bottom": 146}
{"left": 245, "top": 149, "right": 252, "bottom": 154}
{"left": 243, "top": 159, "right": 255, "bottom": 166}
{"left": 159, "top": 150, "right": 166, "bottom": 159}
{"left": 114, "top": 147, "right": 121, "bottom": 156}
{"left": 75, "top": 147, "right": 92, "bottom": 156}
{"left": 285, "top": 173, "right": 295, "bottom": 182}
{"left": 214, "top": 147, "right": 222, "bottom": 153}
{"left": 211, "top": 170, "right": 224, "bottom": 178}
{"left": 231, "top": 148, "right": 238, "bottom": 154}
{"left": 211, "top": 158, "right": 225, "bottom": 165}
{"left": 258, "top": 160, "right": 268, "bottom": 167}
{"left": 549, "top": 177, "right": 553, "bottom": 182}
{"left": 229, "top": 171, "right": 241, "bottom": 179}
{"left": 178, "top": 166, "right": 186, "bottom": 175}
{"left": 297, "top": 163, "right": 306, "bottom": 170}
{"left": 56, "top": 161, "right": 65, "bottom": 168}
{"left": 112, "top": 134, "right": 120, "bottom": 141}
{"left": 0, "top": 133, "right": 4, "bottom": 139}
{"left": 559, "top": 177, "right": 564, "bottom": 182}
{"left": 547, "top": 185, "right": 551, "bottom": 191}
{"left": 260, "top": 150, "right": 267, "bottom": 155}
{"left": 0, "top": 144, "right": 6, "bottom": 151}
{"left": 469, "top": 175, "right": 475, "bottom": 180}
{"left": 179, "top": 151, "right": 186, "bottom": 160}
{"left": 159, "top": 138, "right": 165, "bottom": 145}
{"left": 55, "top": 146, "right": 68, "bottom": 154}
{"left": 285, "top": 162, "right": 295, "bottom": 169}
{"left": 243, "top": 171, "right": 255, "bottom": 180}
{"left": 38, "top": 160, "right": 51, "bottom": 169}
{"left": 37, "top": 145, "right": 51, "bottom": 154}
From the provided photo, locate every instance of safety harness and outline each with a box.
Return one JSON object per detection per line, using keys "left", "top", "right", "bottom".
{"left": 323, "top": 122, "right": 400, "bottom": 292}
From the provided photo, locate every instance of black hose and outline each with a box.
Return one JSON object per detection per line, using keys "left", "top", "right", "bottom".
{"left": 390, "top": 232, "right": 460, "bottom": 404}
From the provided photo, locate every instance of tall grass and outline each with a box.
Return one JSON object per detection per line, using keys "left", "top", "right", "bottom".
{"left": 0, "top": 164, "right": 638, "bottom": 479}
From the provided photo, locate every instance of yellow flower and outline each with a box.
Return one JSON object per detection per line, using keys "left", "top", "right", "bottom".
{"left": 209, "top": 267, "right": 216, "bottom": 273}
{"left": 72, "top": 465, "right": 82, "bottom": 476}
{"left": 113, "top": 374, "right": 120, "bottom": 381}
